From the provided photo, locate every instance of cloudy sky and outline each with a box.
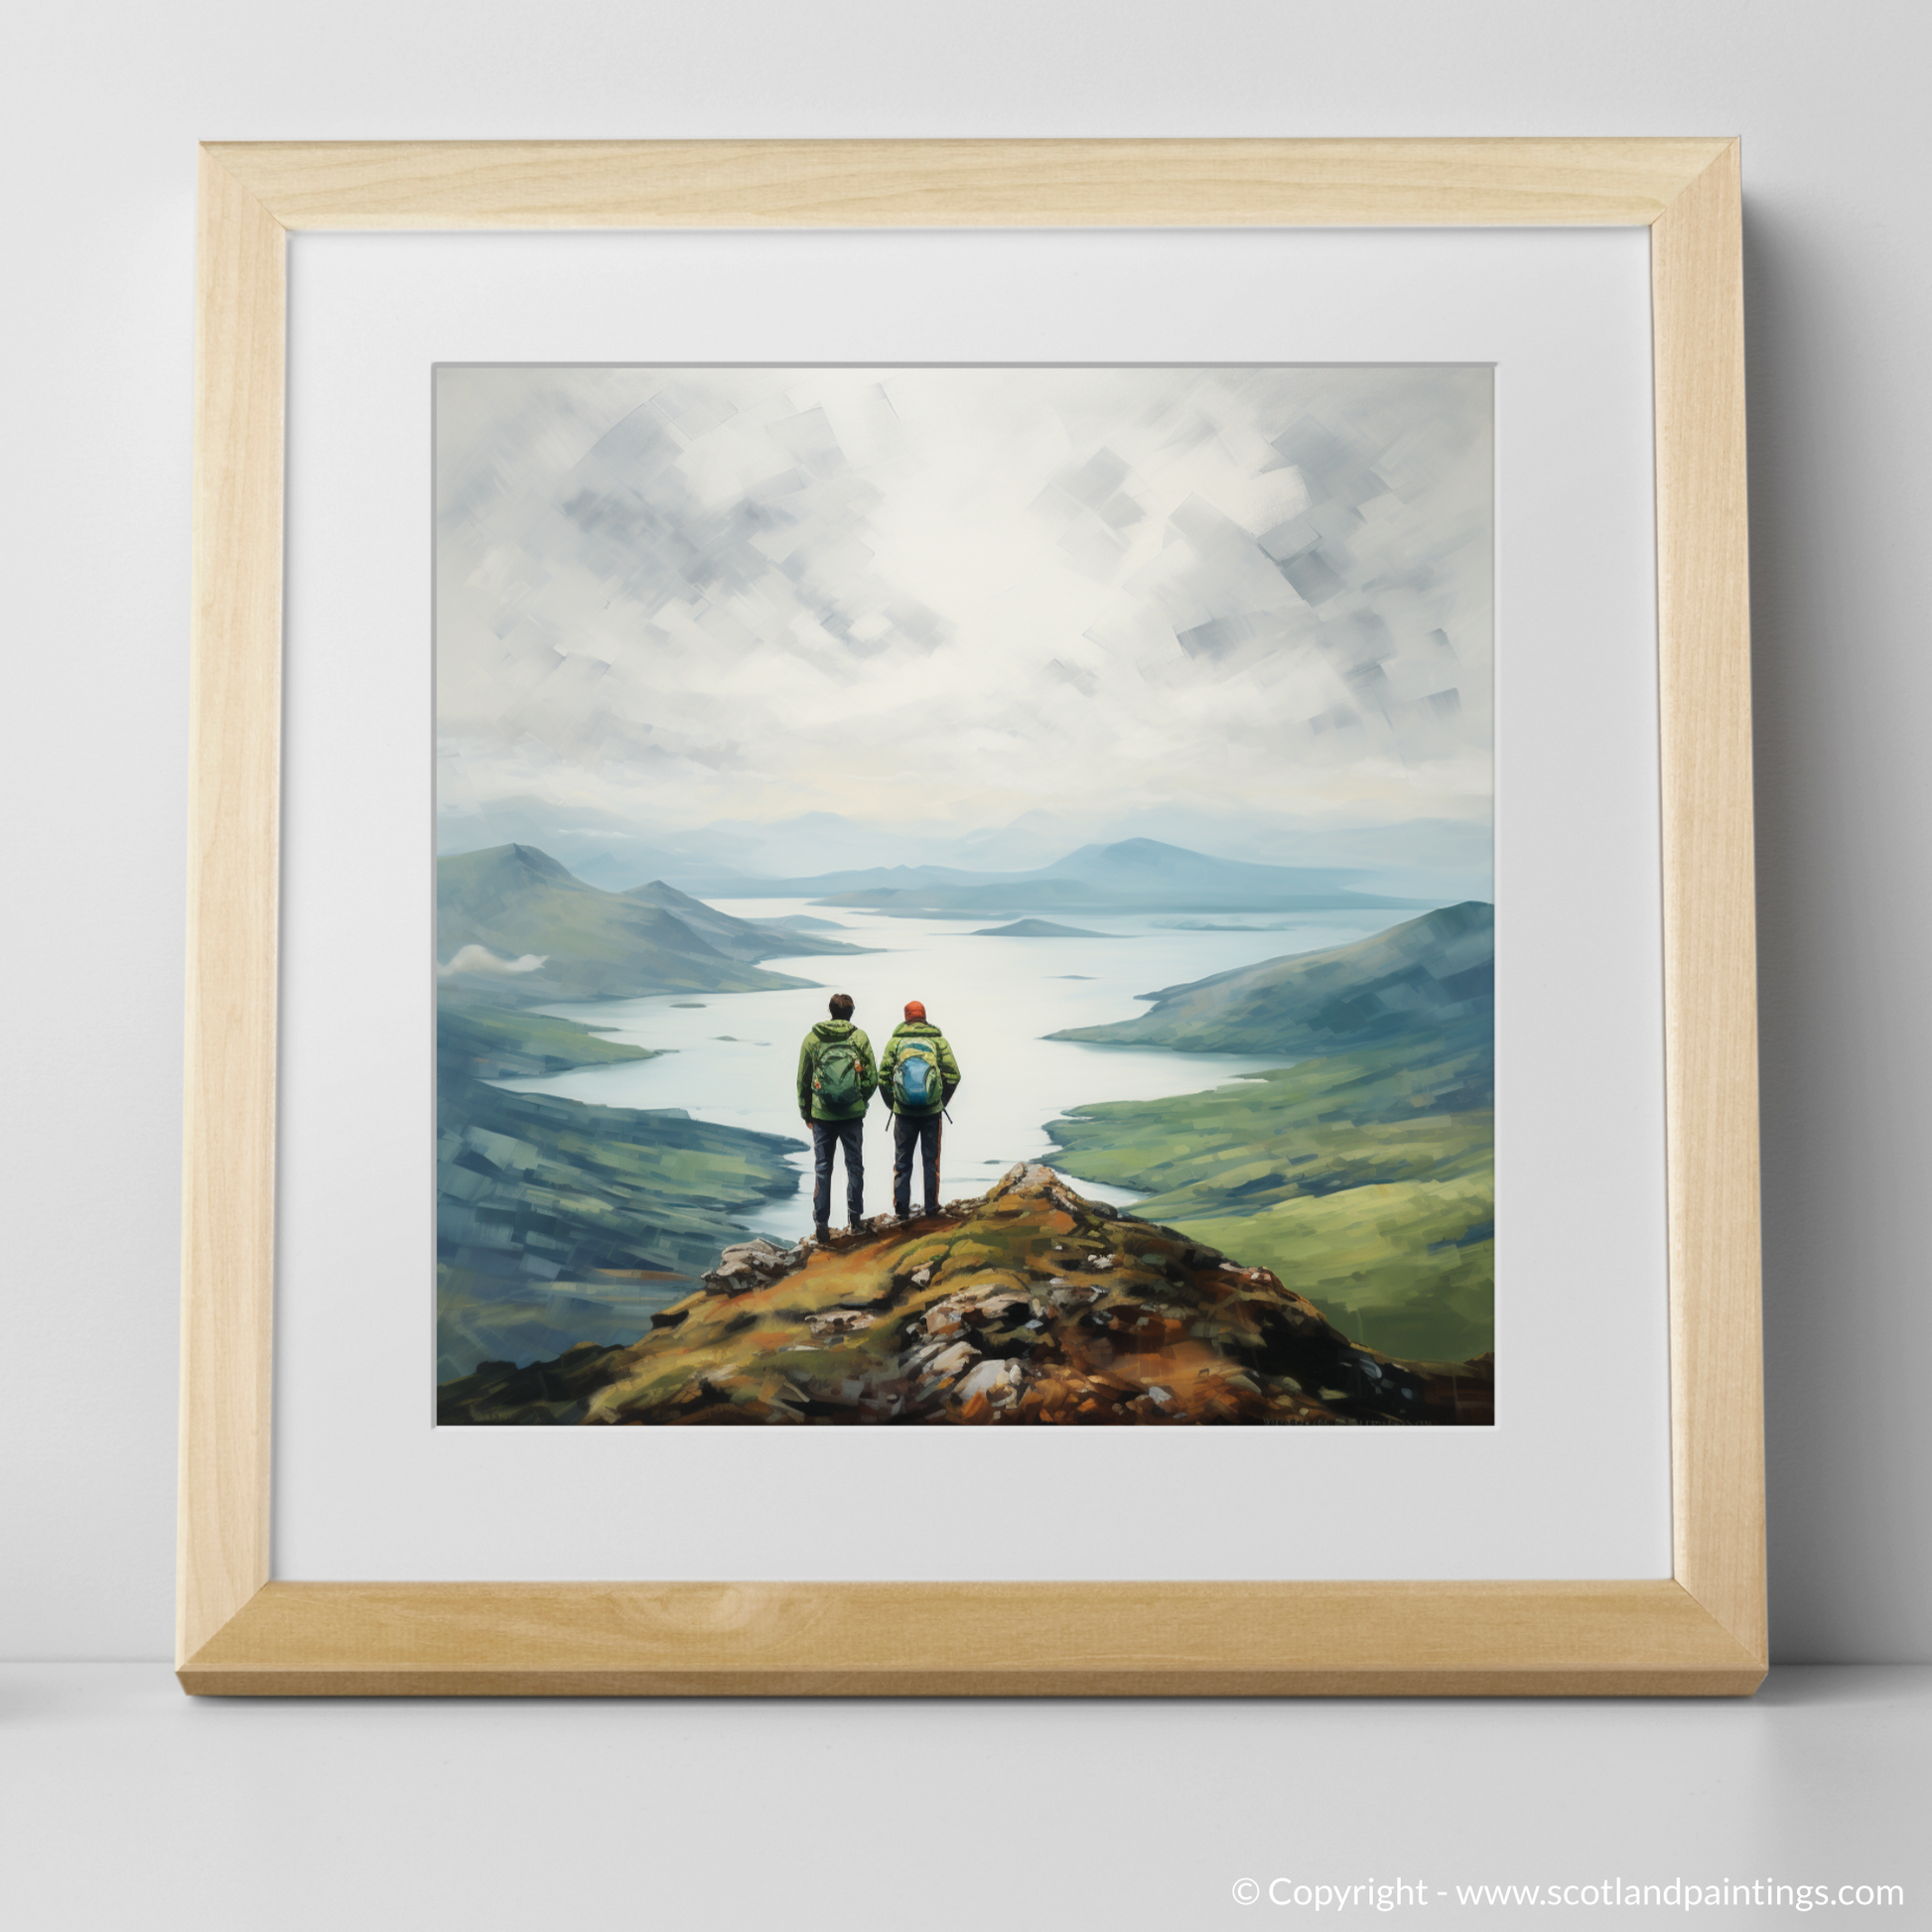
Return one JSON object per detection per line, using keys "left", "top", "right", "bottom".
{"left": 435, "top": 364, "right": 1491, "bottom": 867}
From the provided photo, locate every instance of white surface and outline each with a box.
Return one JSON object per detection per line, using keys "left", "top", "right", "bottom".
{"left": 2, "top": 0, "right": 1930, "bottom": 1656}
{"left": 3, "top": 1665, "right": 1926, "bottom": 1930}
{"left": 274, "top": 226, "right": 1668, "bottom": 1583}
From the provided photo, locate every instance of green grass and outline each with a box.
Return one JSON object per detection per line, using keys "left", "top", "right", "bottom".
{"left": 1046, "top": 1024, "right": 1492, "bottom": 1363}
{"left": 1170, "top": 1180, "right": 1493, "bottom": 1364}
{"left": 438, "top": 997, "right": 660, "bottom": 1078}
{"left": 441, "top": 1079, "right": 805, "bottom": 1278}
{"left": 1047, "top": 902, "right": 1493, "bottom": 1054}
{"left": 437, "top": 845, "right": 815, "bottom": 997}
{"left": 436, "top": 994, "right": 809, "bottom": 1373}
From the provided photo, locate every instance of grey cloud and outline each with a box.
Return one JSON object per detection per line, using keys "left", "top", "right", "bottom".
{"left": 1057, "top": 447, "right": 1130, "bottom": 509}
{"left": 1175, "top": 612, "right": 1295, "bottom": 665}
{"left": 437, "top": 364, "right": 1488, "bottom": 836}
{"left": 1046, "top": 657, "right": 1100, "bottom": 697}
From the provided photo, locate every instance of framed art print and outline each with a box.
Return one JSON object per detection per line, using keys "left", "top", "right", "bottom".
{"left": 181, "top": 140, "right": 1764, "bottom": 1694}
{"left": 428, "top": 356, "right": 1500, "bottom": 1428}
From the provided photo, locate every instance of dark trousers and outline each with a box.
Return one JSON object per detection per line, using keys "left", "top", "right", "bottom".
{"left": 810, "top": 1117, "right": 865, "bottom": 1231}
{"left": 893, "top": 1111, "right": 942, "bottom": 1217}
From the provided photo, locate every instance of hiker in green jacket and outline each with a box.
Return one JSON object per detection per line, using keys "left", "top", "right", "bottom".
{"left": 795, "top": 993, "right": 878, "bottom": 1241}
{"left": 877, "top": 1000, "right": 962, "bottom": 1221}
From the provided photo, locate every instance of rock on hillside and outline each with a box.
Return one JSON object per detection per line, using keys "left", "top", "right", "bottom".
{"left": 438, "top": 1164, "right": 1493, "bottom": 1428}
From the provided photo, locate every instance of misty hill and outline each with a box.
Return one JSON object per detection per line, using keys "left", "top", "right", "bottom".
{"left": 444, "top": 801, "right": 1491, "bottom": 901}
{"left": 747, "top": 838, "right": 1429, "bottom": 917}
{"left": 439, "top": 1164, "right": 1493, "bottom": 1427}
{"left": 973, "top": 918, "right": 1108, "bottom": 938}
{"left": 1050, "top": 902, "right": 1493, "bottom": 1054}
{"left": 437, "top": 997, "right": 655, "bottom": 1082}
{"left": 1041, "top": 838, "right": 1352, "bottom": 893}
{"left": 437, "top": 845, "right": 817, "bottom": 1001}
{"left": 621, "top": 879, "right": 872, "bottom": 961}
{"left": 436, "top": 998, "right": 805, "bottom": 1378}
{"left": 696, "top": 860, "right": 1010, "bottom": 897}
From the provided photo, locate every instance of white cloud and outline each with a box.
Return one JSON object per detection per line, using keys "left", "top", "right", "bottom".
{"left": 439, "top": 945, "right": 548, "bottom": 977}
{"left": 436, "top": 365, "right": 1491, "bottom": 841}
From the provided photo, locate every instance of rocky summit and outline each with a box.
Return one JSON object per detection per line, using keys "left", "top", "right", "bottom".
{"left": 438, "top": 1165, "right": 1494, "bottom": 1428}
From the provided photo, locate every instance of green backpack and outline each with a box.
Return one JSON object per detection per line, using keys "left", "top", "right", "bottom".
{"left": 812, "top": 1038, "right": 867, "bottom": 1111}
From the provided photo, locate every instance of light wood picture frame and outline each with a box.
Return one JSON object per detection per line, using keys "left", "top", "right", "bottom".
{"left": 181, "top": 138, "right": 1762, "bottom": 1696}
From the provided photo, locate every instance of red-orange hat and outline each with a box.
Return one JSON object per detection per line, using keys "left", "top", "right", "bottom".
{"left": 903, "top": 1000, "right": 926, "bottom": 1021}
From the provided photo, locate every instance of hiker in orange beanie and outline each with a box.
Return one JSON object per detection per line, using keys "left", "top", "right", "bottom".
{"left": 876, "top": 1001, "right": 962, "bottom": 1220}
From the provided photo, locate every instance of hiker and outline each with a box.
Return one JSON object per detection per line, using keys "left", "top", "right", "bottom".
{"left": 877, "top": 1000, "right": 962, "bottom": 1221}
{"left": 795, "top": 993, "right": 877, "bottom": 1241}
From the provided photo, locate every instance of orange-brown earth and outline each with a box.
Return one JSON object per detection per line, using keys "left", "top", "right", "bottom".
{"left": 437, "top": 1164, "right": 1494, "bottom": 1427}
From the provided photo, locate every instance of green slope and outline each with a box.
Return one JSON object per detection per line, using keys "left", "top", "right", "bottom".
{"left": 1046, "top": 1025, "right": 1492, "bottom": 1363}
{"left": 434, "top": 973, "right": 809, "bottom": 1378}
{"left": 622, "top": 879, "right": 874, "bottom": 960}
{"left": 437, "top": 995, "right": 658, "bottom": 1081}
{"left": 438, "top": 844, "right": 818, "bottom": 999}
{"left": 437, "top": 1066, "right": 806, "bottom": 1378}
{"left": 1049, "top": 900, "right": 1492, "bottom": 1054}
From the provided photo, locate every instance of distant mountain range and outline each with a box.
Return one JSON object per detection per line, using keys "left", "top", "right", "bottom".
{"left": 1049, "top": 901, "right": 1493, "bottom": 1053}
{"left": 712, "top": 838, "right": 1432, "bottom": 917}
{"left": 435, "top": 799, "right": 1493, "bottom": 900}
{"left": 436, "top": 845, "right": 867, "bottom": 1003}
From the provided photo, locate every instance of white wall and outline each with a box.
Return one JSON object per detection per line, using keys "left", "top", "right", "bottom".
{"left": 4, "top": 0, "right": 1926, "bottom": 1662}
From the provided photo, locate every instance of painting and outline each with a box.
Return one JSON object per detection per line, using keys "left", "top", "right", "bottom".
{"left": 433, "top": 364, "right": 1494, "bottom": 1428}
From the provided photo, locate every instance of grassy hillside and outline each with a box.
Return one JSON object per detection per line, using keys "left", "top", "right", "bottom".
{"left": 437, "top": 994, "right": 658, "bottom": 1081}
{"left": 440, "top": 1164, "right": 1493, "bottom": 1427}
{"left": 435, "top": 992, "right": 807, "bottom": 1377}
{"left": 1046, "top": 1024, "right": 1492, "bottom": 1363}
{"left": 622, "top": 878, "right": 873, "bottom": 960}
{"left": 440, "top": 1080, "right": 804, "bottom": 1283}
{"left": 437, "top": 1077, "right": 807, "bottom": 1377}
{"left": 438, "top": 844, "right": 817, "bottom": 1000}
{"left": 1049, "top": 901, "right": 1492, "bottom": 1054}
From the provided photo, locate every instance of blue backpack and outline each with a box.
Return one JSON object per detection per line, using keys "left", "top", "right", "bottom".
{"left": 894, "top": 1037, "right": 942, "bottom": 1111}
